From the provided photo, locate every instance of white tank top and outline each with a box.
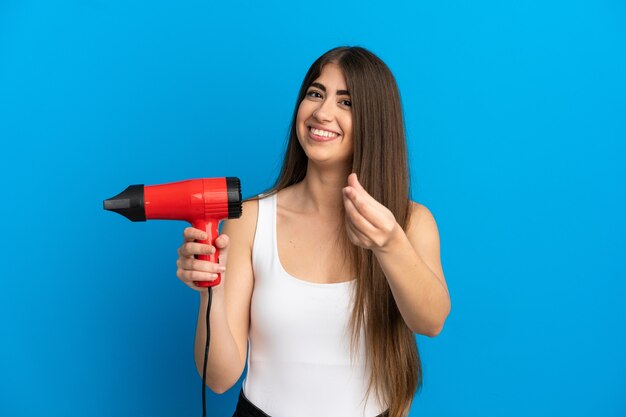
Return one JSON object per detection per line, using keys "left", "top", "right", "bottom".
{"left": 242, "top": 193, "right": 386, "bottom": 417}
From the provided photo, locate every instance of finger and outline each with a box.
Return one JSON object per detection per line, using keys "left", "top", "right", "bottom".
{"left": 344, "top": 197, "right": 376, "bottom": 245}
{"left": 178, "top": 247, "right": 195, "bottom": 259}
{"left": 179, "top": 257, "right": 227, "bottom": 274}
{"left": 180, "top": 242, "right": 215, "bottom": 257}
{"left": 347, "top": 173, "right": 369, "bottom": 195}
{"left": 343, "top": 186, "right": 371, "bottom": 216}
{"left": 343, "top": 184, "right": 374, "bottom": 215}
{"left": 347, "top": 173, "right": 381, "bottom": 208}
{"left": 177, "top": 269, "right": 220, "bottom": 284}
{"left": 183, "top": 227, "right": 208, "bottom": 242}
{"left": 344, "top": 224, "right": 359, "bottom": 245}
{"left": 347, "top": 172, "right": 360, "bottom": 188}
{"left": 343, "top": 189, "right": 378, "bottom": 233}
{"left": 343, "top": 186, "right": 391, "bottom": 231}
{"left": 214, "top": 234, "right": 230, "bottom": 249}
{"left": 344, "top": 216, "right": 373, "bottom": 247}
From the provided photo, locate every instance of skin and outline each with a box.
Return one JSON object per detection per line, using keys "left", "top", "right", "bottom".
{"left": 175, "top": 63, "right": 451, "bottom": 393}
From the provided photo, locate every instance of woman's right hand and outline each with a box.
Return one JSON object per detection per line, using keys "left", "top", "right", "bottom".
{"left": 176, "top": 227, "right": 229, "bottom": 291}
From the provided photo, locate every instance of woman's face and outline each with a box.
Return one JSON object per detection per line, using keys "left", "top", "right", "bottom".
{"left": 296, "top": 63, "right": 353, "bottom": 168}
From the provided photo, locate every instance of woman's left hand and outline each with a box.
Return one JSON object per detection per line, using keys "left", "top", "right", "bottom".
{"left": 342, "top": 173, "right": 401, "bottom": 251}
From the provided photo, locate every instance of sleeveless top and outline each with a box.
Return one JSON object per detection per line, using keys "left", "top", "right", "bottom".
{"left": 242, "top": 193, "right": 386, "bottom": 417}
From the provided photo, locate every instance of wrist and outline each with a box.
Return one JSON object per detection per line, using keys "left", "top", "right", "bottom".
{"left": 199, "top": 283, "right": 224, "bottom": 300}
{"left": 373, "top": 223, "right": 406, "bottom": 256}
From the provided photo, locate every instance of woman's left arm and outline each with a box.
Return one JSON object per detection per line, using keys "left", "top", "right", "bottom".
{"left": 343, "top": 173, "right": 451, "bottom": 337}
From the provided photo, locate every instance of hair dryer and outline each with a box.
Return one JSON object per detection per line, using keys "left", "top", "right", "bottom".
{"left": 103, "top": 177, "right": 242, "bottom": 287}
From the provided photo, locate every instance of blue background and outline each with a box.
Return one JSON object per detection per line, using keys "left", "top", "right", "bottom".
{"left": 1, "top": 0, "right": 625, "bottom": 416}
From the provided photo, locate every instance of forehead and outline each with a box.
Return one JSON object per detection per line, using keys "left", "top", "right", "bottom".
{"left": 313, "top": 63, "right": 347, "bottom": 89}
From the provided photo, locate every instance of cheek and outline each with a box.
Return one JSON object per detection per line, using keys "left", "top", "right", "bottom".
{"left": 295, "top": 102, "right": 307, "bottom": 133}
{"left": 340, "top": 114, "right": 353, "bottom": 138}
{"left": 296, "top": 99, "right": 310, "bottom": 121}
{"left": 296, "top": 107, "right": 312, "bottom": 146}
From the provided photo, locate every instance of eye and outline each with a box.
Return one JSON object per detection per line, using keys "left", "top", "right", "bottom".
{"left": 340, "top": 99, "right": 352, "bottom": 107}
{"left": 306, "top": 89, "right": 323, "bottom": 99}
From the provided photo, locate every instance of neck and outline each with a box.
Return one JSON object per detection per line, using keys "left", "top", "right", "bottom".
{"left": 294, "top": 162, "right": 350, "bottom": 216}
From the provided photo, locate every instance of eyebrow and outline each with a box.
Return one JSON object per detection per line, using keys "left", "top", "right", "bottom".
{"left": 310, "top": 82, "right": 350, "bottom": 96}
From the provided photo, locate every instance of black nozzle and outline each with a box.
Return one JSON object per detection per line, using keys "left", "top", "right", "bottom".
{"left": 226, "top": 177, "right": 243, "bottom": 219}
{"left": 103, "top": 184, "right": 146, "bottom": 222}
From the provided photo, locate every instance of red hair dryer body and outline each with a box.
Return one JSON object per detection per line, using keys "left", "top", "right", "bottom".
{"left": 103, "top": 177, "right": 242, "bottom": 287}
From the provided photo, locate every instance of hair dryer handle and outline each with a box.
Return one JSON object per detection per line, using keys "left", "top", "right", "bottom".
{"left": 192, "top": 219, "right": 221, "bottom": 287}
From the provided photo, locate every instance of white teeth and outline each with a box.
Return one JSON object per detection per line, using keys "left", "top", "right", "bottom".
{"left": 310, "top": 127, "right": 338, "bottom": 138}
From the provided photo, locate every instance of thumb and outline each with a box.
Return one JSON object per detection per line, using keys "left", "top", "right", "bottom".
{"left": 348, "top": 173, "right": 365, "bottom": 191}
{"left": 215, "top": 234, "right": 230, "bottom": 265}
{"left": 215, "top": 233, "right": 230, "bottom": 249}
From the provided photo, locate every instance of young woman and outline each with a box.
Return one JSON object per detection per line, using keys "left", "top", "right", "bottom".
{"left": 176, "top": 46, "right": 451, "bottom": 417}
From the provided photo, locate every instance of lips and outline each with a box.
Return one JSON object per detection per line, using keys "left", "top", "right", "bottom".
{"left": 307, "top": 126, "right": 341, "bottom": 142}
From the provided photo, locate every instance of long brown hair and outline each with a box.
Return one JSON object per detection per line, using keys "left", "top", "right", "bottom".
{"left": 265, "top": 46, "right": 421, "bottom": 416}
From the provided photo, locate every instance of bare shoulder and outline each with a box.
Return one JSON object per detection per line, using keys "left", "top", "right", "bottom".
{"left": 221, "top": 198, "right": 259, "bottom": 247}
{"left": 406, "top": 201, "right": 448, "bottom": 291}
{"left": 407, "top": 201, "right": 439, "bottom": 234}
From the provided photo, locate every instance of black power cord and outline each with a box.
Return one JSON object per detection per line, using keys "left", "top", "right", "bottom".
{"left": 202, "top": 286, "right": 212, "bottom": 417}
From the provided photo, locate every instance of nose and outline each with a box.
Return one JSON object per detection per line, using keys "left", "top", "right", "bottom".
{"left": 312, "top": 96, "right": 334, "bottom": 122}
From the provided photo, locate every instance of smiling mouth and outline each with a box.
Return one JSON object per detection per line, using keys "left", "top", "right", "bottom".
{"left": 308, "top": 126, "right": 340, "bottom": 140}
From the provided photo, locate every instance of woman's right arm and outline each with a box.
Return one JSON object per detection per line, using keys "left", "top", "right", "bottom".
{"left": 176, "top": 199, "right": 258, "bottom": 393}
